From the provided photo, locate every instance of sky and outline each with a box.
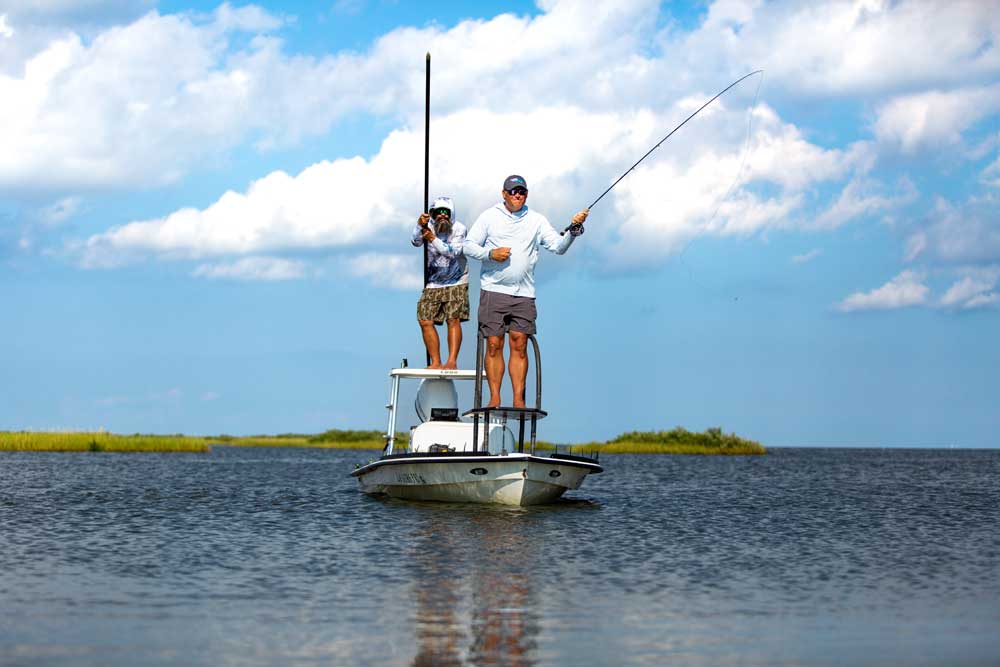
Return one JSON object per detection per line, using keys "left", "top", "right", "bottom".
{"left": 2, "top": 0, "right": 999, "bottom": 447}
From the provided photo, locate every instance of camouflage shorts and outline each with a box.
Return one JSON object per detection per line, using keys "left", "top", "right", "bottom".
{"left": 417, "top": 283, "right": 470, "bottom": 324}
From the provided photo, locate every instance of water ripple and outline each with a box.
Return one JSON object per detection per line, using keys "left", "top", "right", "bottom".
{"left": 1, "top": 447, "right": 998, "bottom": 666}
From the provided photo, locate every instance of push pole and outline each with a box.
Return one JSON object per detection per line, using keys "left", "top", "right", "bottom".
{"left": 423, "top": 52, "right": 431, "bottom": 366}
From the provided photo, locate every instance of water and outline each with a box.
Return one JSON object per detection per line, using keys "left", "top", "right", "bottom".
{"left": 1, "top": 447, "right": 998, "bottom": 666}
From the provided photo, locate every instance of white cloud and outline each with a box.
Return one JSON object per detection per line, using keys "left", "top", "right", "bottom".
{"left": 904, "top": 196, "right": 1000, "bottom": 265}
{"left": 815, "top": 176, "right": 916, "bottom": 228}
{"left": 8, "top": 0, "right": 992, "bottom": 291}
{"left": 191, "top": 256, "right": 307, "bottom": 281}
{"left": 77, "top": 98, "right": 855, "bottom": 271}
{"left": 792, "top": 249, "right": 821, "bottom": 264}
{"left": 0, "top": 0, "right": 665, "bottom": 194}
{"left": 36, "top": 196, "right": 81, "bottom": 226}
{"left": 837, "top": 269, "right": 929, "bottom": 312}
{"left": 874, "top": 85, "right": 1000, "bottom": 153}
{"left": 0, "top": 1, "right": 156, "bottom": 27}
{"left": 963, "top": 293, "right": 1000, "bottom": 309}
{"left": 0, "top": 14, "right": 13, "bottom": 38}
{"left": 0, "top": 6, "right": 297, "bottom": 193}
{"left": 676, "top": 1, "right": 1000, "bottom": 97}
{"left": 939, "top": 267, "right": 1000, "bottom": 310}
{"left": 983, "top": 153, "right": 1000, "bottom": 188}
{"left": 5, "top": 0, "right": 1000, "bottom": 199}
{"left": 903, "top": 230, "right": 926, "bottom": 263}
{"left": 78, "top": 138, "right": 420, "bottom": 263}
{"left": 733, "top": 106, "right": 866, "bottom": 191}
{"left": 348, "top": 253, "right": 423, "bottom": 290}
{"left": 0, "top": 2, "right": 158, "bottom": 74}
{"left": 212, "top": 3, "right": 284, "bottom": 32}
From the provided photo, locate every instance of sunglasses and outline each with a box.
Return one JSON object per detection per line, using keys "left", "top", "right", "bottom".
{"left": 429, "top": 208, "right": 451, "bottom": 217}
{"left": 505, "top": 188, "right": 528, "bottom": 196}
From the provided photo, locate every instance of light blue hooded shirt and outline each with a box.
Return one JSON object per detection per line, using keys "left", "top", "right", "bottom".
{"left": 411, "top": 196, "right": 469, "bottom": 288}
{"left": 464, "top": 203, "right": 574, "bottom": 298}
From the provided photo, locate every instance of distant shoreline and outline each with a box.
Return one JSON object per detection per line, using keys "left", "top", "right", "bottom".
{"left": 1, "top": 427, "right": 766, "bottom": 455}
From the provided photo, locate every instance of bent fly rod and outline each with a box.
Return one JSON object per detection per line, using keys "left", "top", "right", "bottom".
{"left": 564, "top": 69, "right": 763, "bottom": 234}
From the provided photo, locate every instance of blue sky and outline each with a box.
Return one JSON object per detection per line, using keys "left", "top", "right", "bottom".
{"left": 2, "top": 0, "right": 998, "bottom": 447}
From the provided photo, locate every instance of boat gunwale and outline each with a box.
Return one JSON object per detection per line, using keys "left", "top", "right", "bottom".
{"left": 351, "top": 452, "right": 603, "bottom": 477}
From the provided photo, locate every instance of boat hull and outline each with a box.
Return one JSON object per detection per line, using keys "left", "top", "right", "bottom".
{"left": 352, "top": 454, "right": 600, "bottom": 506}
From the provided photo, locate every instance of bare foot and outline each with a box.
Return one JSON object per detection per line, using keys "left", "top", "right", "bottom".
{"left": 485, "top": 399, "right": 500, "bottom": 408}
{"left": 443, "top": 361, "right": 458, "bottom": 370}
{"left": 427, "top": 362, "right": 443, "bottom": 369}
{"left": 512, "top": 400, "right": 526, "bottom": 409}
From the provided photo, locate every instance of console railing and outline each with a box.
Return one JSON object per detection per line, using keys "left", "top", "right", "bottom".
{"left": 470, "top": 331, "right": 545, "bottom": 454}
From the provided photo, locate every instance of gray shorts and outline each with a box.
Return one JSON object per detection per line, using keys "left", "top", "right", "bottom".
{"left": 478, "top": 290, "right": 537, "bottom": 337}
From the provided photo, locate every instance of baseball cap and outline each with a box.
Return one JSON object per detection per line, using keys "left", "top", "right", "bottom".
{"left": 503, "top": 175, "right": 528, "bottom": 192}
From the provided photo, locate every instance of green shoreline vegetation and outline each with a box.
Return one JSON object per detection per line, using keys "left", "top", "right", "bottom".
{"left": 209, "top": 429, "right": 398, "bottom": 450}
{"left": 0, "top": 431, "right": 209, "bottom": 453}
{"left": 549, "top": 427, "right": 766, "bottom": 455}
{"left": 2, "top": 427, "right": 764, "bottom": 455}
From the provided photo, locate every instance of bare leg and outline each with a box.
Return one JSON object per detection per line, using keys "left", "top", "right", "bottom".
{"left": 484, "top": 335, "right": 505, "bottom": 407}
{"left": 509, "top": 331, "right": 528, "bottom": 408}
{"left": 443, "top": 319, "right": 462, "bottom": 370}
{"left": 419, "top": 320, "right": 442, "bottom": 369}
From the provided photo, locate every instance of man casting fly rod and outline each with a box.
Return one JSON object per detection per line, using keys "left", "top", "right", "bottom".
{"left": 464, "top": 175, "right": 588, "bottom": 408}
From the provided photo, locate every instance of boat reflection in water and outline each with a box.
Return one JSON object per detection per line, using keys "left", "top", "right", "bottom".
{"left": 408, "top": 507, "right": 539, "bottom": 667}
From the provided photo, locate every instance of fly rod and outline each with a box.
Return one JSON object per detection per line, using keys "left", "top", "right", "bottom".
{"left": 564, "top": 70, "right": 763, "bottom": 234}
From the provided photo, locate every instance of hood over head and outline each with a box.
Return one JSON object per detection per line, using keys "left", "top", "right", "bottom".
{"left": 430, "top": 196, "right": 455, "bottom": 221}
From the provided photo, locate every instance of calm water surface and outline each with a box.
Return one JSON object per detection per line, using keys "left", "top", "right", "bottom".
{"left": 1, "top": 447, "right": 998, "bottom": 666}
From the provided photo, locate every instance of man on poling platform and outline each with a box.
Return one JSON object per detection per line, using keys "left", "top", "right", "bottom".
{"left": 464, "top": 175, "right": 588, "bottom": 408}
{"left": 412, "top": 196, "right": 469, "bottom": 369}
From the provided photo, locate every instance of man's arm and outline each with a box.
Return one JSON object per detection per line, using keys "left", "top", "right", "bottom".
{"left": 430, "top": 222, "right": 466, "bottom": 258}
{"left": 463, "top": 214, "right": 492, "bottom": 261}
{"left": 539, "top": 209, "right": 587, "bottom": 254}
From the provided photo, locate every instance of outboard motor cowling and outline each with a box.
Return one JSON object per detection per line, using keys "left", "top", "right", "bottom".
{"left": 415, "top": 379, "right": 458, "bottom": 422}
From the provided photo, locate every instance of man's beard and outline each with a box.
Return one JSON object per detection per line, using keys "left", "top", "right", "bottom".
{"left": 434, "top": 218, "right": 452, "bottom": 235}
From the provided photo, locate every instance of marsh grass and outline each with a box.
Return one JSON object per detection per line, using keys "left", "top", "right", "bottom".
{"left": 210, "top": 429, "right": 405, "bottom": 450}
{"left": 557, "top": 427, "right": 766, "bottom": 455}
{"left": 0, "top": 431, "right": 209, "bottom": 453}
{"left": 209, "top": 434, "right": 313, "bottom": 448}
{"left": 3, "top": 427, "right": 763, "bottom": 455}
